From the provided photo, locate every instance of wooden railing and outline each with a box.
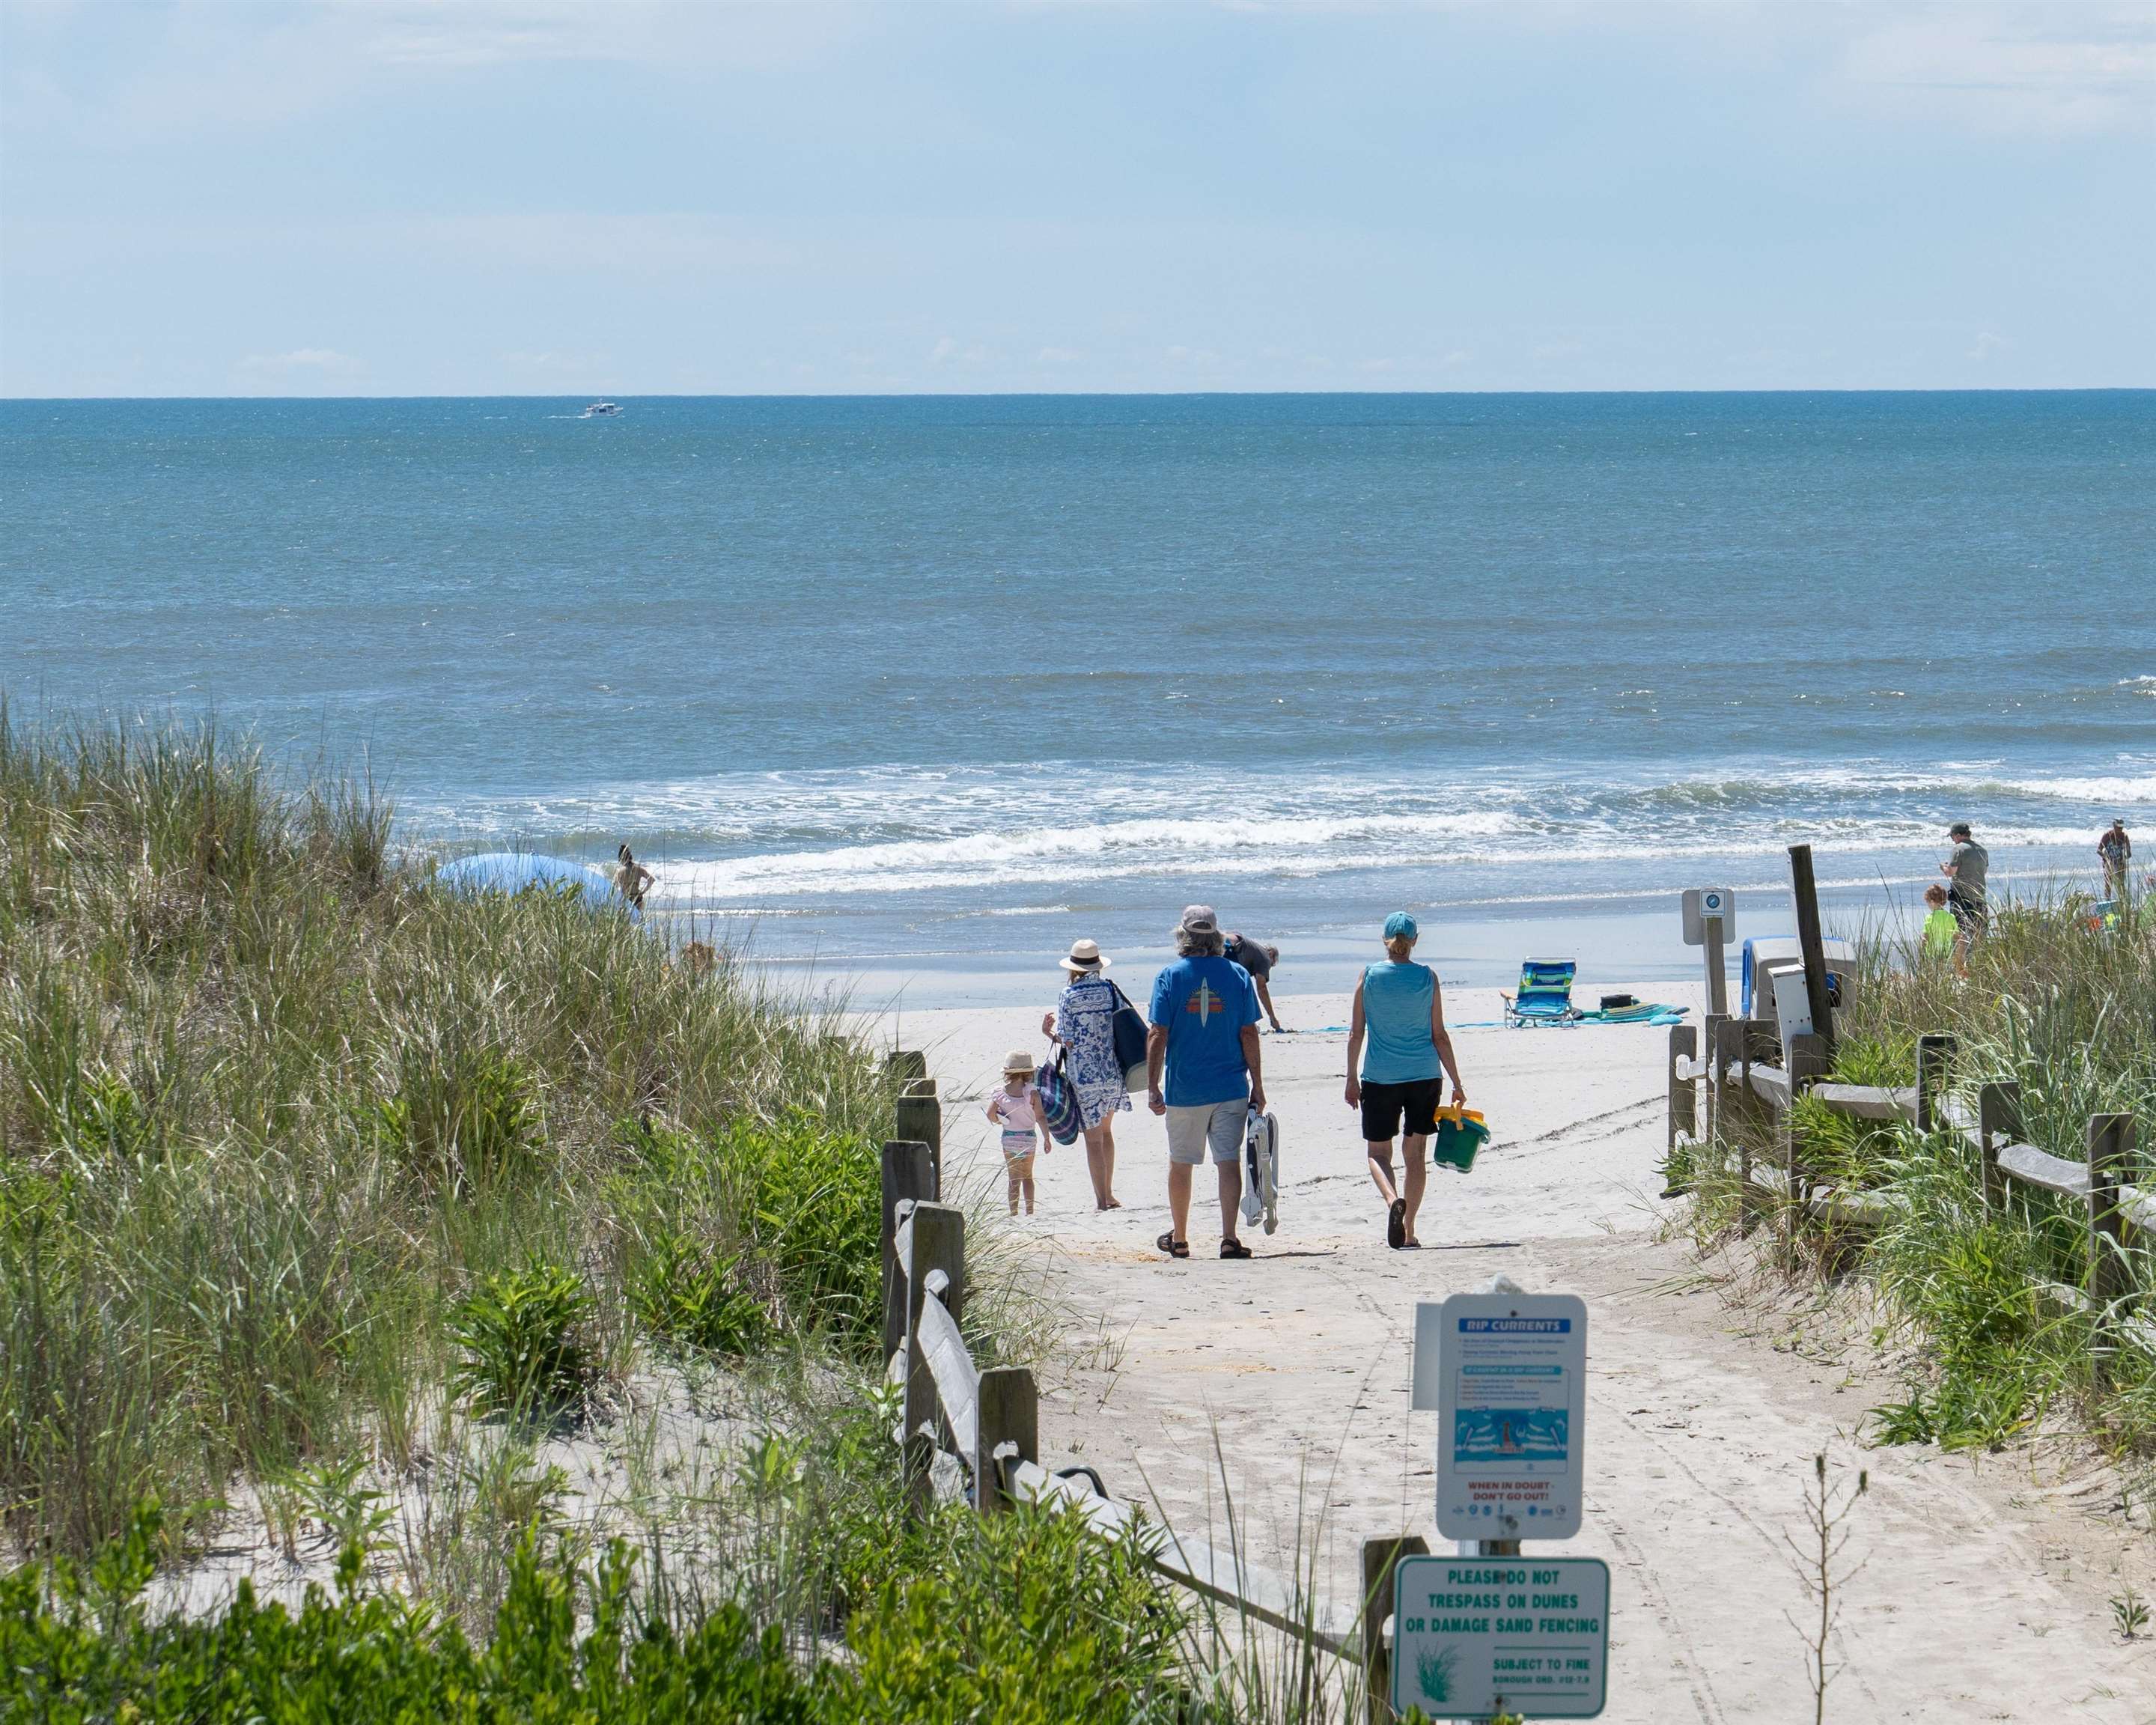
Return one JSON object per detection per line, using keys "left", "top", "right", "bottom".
{"left": 876, "top": 1055, "right": 1429, "bottom": 1721}
{"left": 1668, "top": 1020, "right": 2154, "bottom": 1356}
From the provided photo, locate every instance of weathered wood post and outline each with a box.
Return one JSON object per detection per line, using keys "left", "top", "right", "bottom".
{"left": 1702, "top": 1012, "right": 1734, "bottom": 1151}
{"left": 1916, "top": 1033, "right": 1955, "bottom": 1133}
{"left": 1788, "top": 842, "right": 1837, "bottom": 1056}
{"left": 880, "top": 1139, "right": 935, "bottom": 1365}
{"left": 2086, "top": 1113, "right": 2137, "bottom": 1327}
{"left": 886, "top": 1048, "right": 928, "bottom": 1084}
{"left": 975, "top": 1366, "right": 1038, "bottom": 1515}
{"left": 1976, "top": 1080, "right": 2021, "bottom": 1211}
{"left": 1783, "top": 1032, "right": 1830, "bottom": 1262}
{"left": 894, "top": 1079, "right": 943, "bottom": 1198}
{"left": 902, "top": 1202, "right": 967, "bottom": 1513}
{"left": 1359, "top": 1533, "right": 1429, "bottom": 1725}
{"left": 1667, "top": 1023, "right": 1696, "bottom": 1152}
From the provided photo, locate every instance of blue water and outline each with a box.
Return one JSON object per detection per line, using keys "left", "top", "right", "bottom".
{"left": 4, "top": 392, "right": 2152, "bottom": 989}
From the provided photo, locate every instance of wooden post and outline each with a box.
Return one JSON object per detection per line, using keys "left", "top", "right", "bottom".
{"left": 1359, "top": 1534, "right": 1428, "bottom": 1725}
{"left": 903, "top": 1202, "right": 966, "bottom": 1513}
{"left": 880, "top": 1139, "right": 934, "bottom": 1365}
{"left": 886, "top": 1049, "right": 927, "bottom": 1084}
{"left": 1788, "top": 843, "right": 1836, "bottom": 1055}
{"left": 1976, "top": 1080, "right": 2020, "bottom": 1211}
{"left": 1703, "top": 1013, "right": 1732, "bottom": 1151}
{"left": 895, "top": 1080, "right": 943, "bottom": 1199}
{"left": 975, "top": 1366, "right": 1038, "bottom": 1514}
{"left": 2086, "top": 1113, "right": 2136, "bottom": 1321}
{"left": 1916, "top": 1034, "right": 1955, "bottom": 1133}
{"left": 1667, "top": 1023, "right": 1696, "bottom": 1151}
{"left": 1783, "top": 1032, "right": 1830, "bottom": 1263}
{"left": 1703, "top": 914, "right": 1729, "bottom": 1018}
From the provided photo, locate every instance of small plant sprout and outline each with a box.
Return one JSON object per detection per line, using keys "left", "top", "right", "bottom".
{"left": 2112, "top": 1586, "right": 2150, "bottom": 1640}
{"left": 1784, "top": 1449, "right": 1869, "bottom": 1725}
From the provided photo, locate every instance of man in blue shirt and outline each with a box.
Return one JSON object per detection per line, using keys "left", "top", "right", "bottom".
{"left": 1148, "top": 904, "right": 1265, "bottom": 1259}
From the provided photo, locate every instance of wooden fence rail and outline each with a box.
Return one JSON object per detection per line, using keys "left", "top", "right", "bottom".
{"left": 1667, "top": 1023, "right": 2155, "bottom": 1357}
{"left": 874, "top": 1054, "right": 1428, "bottom": 1721}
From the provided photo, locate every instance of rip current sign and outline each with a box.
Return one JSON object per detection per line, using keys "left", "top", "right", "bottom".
{"left": 1390, "top": 1554, "right": 1610, "bottom": 1719}
{"left": 1416, "top": 1292, "right": 1586, "bottom": 1541}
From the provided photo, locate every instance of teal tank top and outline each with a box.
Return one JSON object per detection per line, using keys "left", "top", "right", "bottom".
{"left": 1360, "top": 961, "right": 1440, "bottom": 1084}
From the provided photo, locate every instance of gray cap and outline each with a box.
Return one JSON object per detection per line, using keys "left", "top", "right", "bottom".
{"left": 1179, "top": 904, "right": 1219, "bottom": 935}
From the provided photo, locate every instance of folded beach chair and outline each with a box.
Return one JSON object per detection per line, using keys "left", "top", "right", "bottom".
{"left": 1502, "top": 958, "right": 1581, "bottom": 1028}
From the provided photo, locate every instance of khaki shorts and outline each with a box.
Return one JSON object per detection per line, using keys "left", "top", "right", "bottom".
{"left": 1166, "top": 1098, "right": 1246, "bottom": 1166}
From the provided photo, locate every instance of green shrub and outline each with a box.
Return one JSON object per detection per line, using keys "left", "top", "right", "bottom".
{"left": 448, "top": 1260, "right": 594, "bottom": 1419}
{"left": 633, "top": 1232, "right": 767, "bottom": 1356}
{"left": 0, "top": 1510, "right": 817, "bottom": 1724}
{"left": 713, "top": 1113, "right": 883, "bottom": 1348}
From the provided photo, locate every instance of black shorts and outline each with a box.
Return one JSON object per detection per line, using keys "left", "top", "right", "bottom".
{"left": 1949, "top": 891, "right": 1987, "bottom": 931}
{"left": 1361, "top": 1077, "right": 1443, "bottom": 1143}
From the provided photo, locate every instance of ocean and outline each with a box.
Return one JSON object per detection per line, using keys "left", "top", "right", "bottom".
{"left": 4, "top": 392, "right": 2152, "bottom": 1001}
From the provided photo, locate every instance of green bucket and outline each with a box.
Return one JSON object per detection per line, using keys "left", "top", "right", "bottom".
{"left": 1431, "top": 1107, "right": 1489, "bottom": 1173}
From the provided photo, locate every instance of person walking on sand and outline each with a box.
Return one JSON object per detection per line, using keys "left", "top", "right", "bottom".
{"left": 1147, "top": 905, "right": 1264, "bottom": 1260}
{"left": 1344, "top": 913, "right": 1466, "bottom": 1250}
{"left": 1041, "top": 939, "right": 1128, "bottom": 1210}
{"left": 1224, "top": 931, "right": 1289, "bottom": 1032}
{"left": 985, "top": 1050, "right": 1050, "bottom": 1216}
{"left": 612, "top": 844, "right": 655, "bottom": 909}
{"left": 1940, "top": 821, "right": 1988, "bottom": 976}
{"left": 2099, "top": 820, "right": 2133, "bottom": 898}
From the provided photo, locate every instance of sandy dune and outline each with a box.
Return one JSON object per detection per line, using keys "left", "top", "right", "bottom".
{"left": 893, "top": 982, "right": 2156, "bottom": 1724}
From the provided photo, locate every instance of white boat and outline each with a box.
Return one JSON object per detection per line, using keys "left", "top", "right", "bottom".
{"left": 582, "top": 401, "right": 621, "bottom": 417}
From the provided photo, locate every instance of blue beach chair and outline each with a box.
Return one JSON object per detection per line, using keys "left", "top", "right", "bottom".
{"left": 1503, "top": 958, "right": 1581, "bottom": 1028}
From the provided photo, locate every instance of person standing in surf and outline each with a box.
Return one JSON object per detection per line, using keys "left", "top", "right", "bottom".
{"left": 1344, "top": 912, "right": 1467, "bottom": 1250}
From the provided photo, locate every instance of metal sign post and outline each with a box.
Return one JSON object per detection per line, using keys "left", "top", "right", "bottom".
{"left": 1680, "top": 886, "right": 1735, "bottom": 1018}
{"left": 1410, "top": 1289, "right": 1603, "bottom": 1721}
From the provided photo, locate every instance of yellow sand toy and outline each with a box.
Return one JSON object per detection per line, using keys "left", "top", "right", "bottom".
{"left": 1431, "top": 1105, "right": 1489, "bottom": 1173}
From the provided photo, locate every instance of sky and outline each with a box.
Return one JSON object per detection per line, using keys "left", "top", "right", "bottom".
{"left": 2, "top": 1, "right": 2152, "bottom": 396}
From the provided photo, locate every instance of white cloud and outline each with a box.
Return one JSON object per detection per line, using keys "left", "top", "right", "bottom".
{"left": 1839, "top": 6, "right": 2155, "bottom": 135}
{"left": 1036, "top": 346, "right": 1082, "bottom": 365}
{"left": 928, "top": 335, "right": 990, "bottom": 366}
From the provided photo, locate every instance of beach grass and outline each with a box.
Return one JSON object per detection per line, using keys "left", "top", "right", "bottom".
{"left": 0, "top": 709, "right": 898, "bottom": 1566}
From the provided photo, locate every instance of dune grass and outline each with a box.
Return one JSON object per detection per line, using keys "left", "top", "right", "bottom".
{"left": 0, "top": 711, "right": 900, "bottom": 1565}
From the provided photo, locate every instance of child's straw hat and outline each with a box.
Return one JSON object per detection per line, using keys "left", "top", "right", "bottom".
{"left": 1002, "top": 1049, "right": 1035, "bottom": 1076}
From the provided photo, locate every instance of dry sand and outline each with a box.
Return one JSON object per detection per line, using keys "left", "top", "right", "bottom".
{"left": 898, "top": 981, "right": 2156, "bottom": 1724}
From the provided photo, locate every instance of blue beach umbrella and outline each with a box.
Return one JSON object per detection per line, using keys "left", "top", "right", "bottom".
{"left": 431, "top": 851, "right": 636, "bottom": 915}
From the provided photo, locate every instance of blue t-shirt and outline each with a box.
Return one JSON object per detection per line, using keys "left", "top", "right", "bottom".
{"left": 1148, "top": 955, "right": 1260, "bottom": 1108}
{"left": 1359, "top": 961, "right": 1441, "bottom": 1085}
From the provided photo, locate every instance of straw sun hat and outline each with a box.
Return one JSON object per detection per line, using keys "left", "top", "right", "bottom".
{"left": 1059, "top": 938, "right": 1109, "bottom": 973}
{"left": 1002, "top": 1049, "right": 1036, "bottom": 1075}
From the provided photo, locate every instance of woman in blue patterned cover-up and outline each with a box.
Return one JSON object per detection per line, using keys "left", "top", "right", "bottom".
{"left": 1040, "top": 938, "right": 1128, "bottom": 1210}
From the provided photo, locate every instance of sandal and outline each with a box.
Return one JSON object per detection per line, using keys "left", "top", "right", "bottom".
{"left": 1156, "top": 1232, "right": 1190, "bottom": 1259}
{"left": 1219, "top": 1238, "right": 1253, "bottom": 1260}
{"left": 1387, "top": 1198, "right": 1407, "bottom": 1250}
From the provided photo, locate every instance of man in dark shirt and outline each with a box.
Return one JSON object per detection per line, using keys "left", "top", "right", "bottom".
{"left": 2099, "top": 821, "right": 2132, "bottom": 896}
{"left": 1224, "top": 931, "right": 1287, "bottom": 1032}
{"left": 1941, "top": 821, "right": 1989, "bottom": 976}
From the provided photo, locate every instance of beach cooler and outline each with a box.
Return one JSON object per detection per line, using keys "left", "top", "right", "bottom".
{"left": 1740, "top": 936, "right": 1854, "bottom": 1017}
{"left": 1431, "top": 1106, "right": 1488, "bottom": 1173}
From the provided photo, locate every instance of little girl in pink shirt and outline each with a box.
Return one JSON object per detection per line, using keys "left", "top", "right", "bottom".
{"left": 984, "top": 1050, "right": 1050, "bottom": 1214}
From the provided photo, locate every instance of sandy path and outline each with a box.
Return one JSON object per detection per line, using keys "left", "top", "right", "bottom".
{"left": 897, "top": 984, "right": 2156, "bottom": 1724}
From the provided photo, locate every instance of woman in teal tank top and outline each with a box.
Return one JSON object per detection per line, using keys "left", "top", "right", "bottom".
{"left": 1345, "top": 913, "right": 1467, "bottom": 1249}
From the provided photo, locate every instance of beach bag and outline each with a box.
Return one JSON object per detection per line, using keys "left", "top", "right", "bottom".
{"left": 1431, "top": 1106, "right": 1489, "bottom": 1174}
{"left": 1107, "top": 983, "right": 1150, "bottom": 1092}
{"left": 1033, "top": 1049, "right": 1084, "bottom": 1146}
